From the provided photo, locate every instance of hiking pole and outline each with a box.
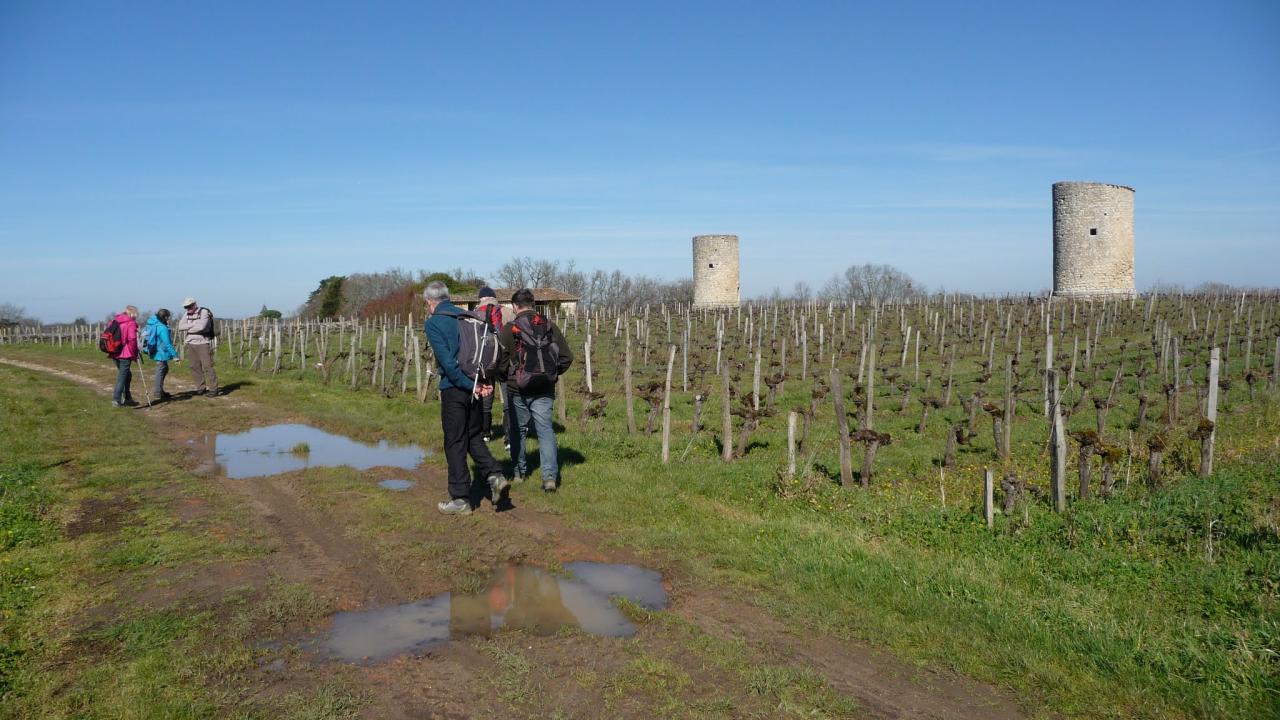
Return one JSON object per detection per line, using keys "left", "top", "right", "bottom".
{"left": 135, "top": 354, "right": 153, "bottom": 407}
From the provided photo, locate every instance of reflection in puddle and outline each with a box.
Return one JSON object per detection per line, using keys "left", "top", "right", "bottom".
{"left": 196, "top": 424, "right": 428, "bottom": 479}
{"left": 317, "top": 562, "right": 667, "bottom": 663}
{"left": 377, "top": 479, "right": 416, "bottom": 491}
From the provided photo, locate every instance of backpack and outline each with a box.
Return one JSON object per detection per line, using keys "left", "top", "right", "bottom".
{"left": 511, "top": 312, "right": 560, "bottom": 393}
{"left": 142, "top": 325, "right": 159, "bottom": 356}
{"left": 197, "top": 308, "right": 217, "bottom": 338}
{"left": 450, "top": 308, "right": 501, "bottom": 383}
{"left": 481, "top": 303, "right": 503, "bottom": 333}
{"left": 98, "top": 319, "right": 124, "bottom": 357}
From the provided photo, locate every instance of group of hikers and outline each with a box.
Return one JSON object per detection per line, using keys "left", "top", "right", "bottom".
{"left": 423, "top": 283, "right": 572, "bottom": 514}
{"left": 101, "top": 298, "right": 221, "bottom": 407}
{"left": 102, "top": 285, "right": 571, "bottom": 516}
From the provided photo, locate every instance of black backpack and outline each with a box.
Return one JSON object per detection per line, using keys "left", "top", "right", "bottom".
{"left": 511, "top": 312, "right": 560, "bottom": 392}
{"left": 98, "top": 319, "right": 124, "bottom": 357}
{"left": 198, "top": 308, "right": 217, "bottom": 339}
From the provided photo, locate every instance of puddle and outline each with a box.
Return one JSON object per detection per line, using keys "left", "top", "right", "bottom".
{"left": 197, "top": 424, "right": 428, "bottom": 479}
{"left": 377, "top": 479, "right": 416, "bottom": 491}
{"left": 315, "top": 562, "right": 667, "bottom": 663}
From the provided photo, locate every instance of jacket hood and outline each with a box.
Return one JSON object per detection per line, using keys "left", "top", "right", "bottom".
{"left": 115, "top": 312, "right": 137, "bottom": 326}
{"left": 145, "top": 315, "right": 164, "bottom": 327}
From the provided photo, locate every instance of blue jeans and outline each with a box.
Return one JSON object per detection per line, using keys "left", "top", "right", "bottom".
{"left": 510, "top": 390, "right": 557, "bottom": 482}
{"left": 113, "top": 358, "right": 134, "bottom": 404}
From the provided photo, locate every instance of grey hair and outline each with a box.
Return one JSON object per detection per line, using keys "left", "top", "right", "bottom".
{"left": 423, "top": 281, "right": 450, "bottom": 302}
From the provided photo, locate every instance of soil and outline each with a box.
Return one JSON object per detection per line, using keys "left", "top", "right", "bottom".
{"left": 1, "top": 355, "right": 1027, "bottom": 719}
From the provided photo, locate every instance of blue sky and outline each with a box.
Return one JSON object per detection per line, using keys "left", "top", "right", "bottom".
{"left": 1, "top": 1, "right": 1276, "bottom": 321}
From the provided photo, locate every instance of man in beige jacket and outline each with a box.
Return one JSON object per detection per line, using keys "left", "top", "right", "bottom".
{"left": 177, "top": 297, "right": 220, "bottom": 397}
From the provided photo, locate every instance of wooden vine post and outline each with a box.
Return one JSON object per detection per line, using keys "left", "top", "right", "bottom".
{"left": 1048, "top": 368, "right": 1067, "bottom": 512}
{"left": 624, "top": 331, "right": 637, "bottom": 436}
{"left": 661, "top": 345, "right": 676, "bottom": 464}
{"left": 983, "top": 468, "right": 995, "bottom": 529}
{"left": 721, "top": 360, "right": 733, "bottom": 462}
{"left": 831, "top": 367, "right": 853, "bottom": 487}
{"left": 1200, "top": 348, "right": 1220, "bottom": 477}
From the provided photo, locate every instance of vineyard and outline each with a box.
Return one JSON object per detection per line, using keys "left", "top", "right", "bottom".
{"left": 2, "top": 291, "right": 1278, "bottom": 718}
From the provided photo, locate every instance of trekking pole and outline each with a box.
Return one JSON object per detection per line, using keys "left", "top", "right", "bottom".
{"left": 135, "top": 354, "right": 153, "bottom": 407}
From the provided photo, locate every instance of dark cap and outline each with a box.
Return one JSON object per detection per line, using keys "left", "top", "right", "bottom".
{"left": 478, "top": 286, "right": 496, "bottom": 299}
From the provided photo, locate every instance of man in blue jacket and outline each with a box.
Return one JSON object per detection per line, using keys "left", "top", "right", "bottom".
{"left": 423, "top": 281, "right": 507, "bottom": 514}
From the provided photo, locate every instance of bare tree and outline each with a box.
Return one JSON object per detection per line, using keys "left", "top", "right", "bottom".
{"left": 0, "top": 303, "right": 32, "bottom": 326}
{"left": 820, "top": 263, "right": 924, "bottom": 303}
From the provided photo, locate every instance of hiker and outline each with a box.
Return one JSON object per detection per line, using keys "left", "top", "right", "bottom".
{"left": 423, "top": 281, "right": 508, "bottom": 515}
{"left": 143, "top": 308, "right": 178, "bottom": 400}
{"left": 497, "top": 288, "right": 573, "bottom": 492}
{"left": 109, "top": 305, "right": 141, "bottom": 407}
{"left": 177, "top": 297, "right": 220, "bottom": 397}
{"left": 475, "top": 286, "right": 511, "bottom": 442}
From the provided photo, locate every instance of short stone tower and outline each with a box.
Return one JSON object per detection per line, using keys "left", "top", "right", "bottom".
{"left": 692, "top": 235, "right": 741, "bottom": 309}
{"left": 1052, "top": 182, "right": 1135, "bottom": 298}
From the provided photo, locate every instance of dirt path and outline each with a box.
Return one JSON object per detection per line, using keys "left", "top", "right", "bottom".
{"left": 2, "top": 354, "right": 1027, "bottom": 719}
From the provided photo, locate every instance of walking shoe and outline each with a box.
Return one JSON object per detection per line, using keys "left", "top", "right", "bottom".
{"left": 542, "top": 478, "right": 557, "bottom": 493}
{"left": 488, "top": 473, "right": 511, "bottom": 500}
{"left": 206, "top": 389, "right": 222, "bottom": 398}
{"left": 111, "top": 400, "right": 124, "bottom": 408}
{"left": 194, "top": 388, "right": 207, "bottom": 396}
{"left": 512, "top": 473, "right": 525, "bottom": 485}
{"left": 437, "top": 498, "right": 472, "bottom": 515}
{"left": 159, "top": 392, "right": 173, "bottom": 401}
{"left": 122, "top": 399, "right": 139, "bottom": 407}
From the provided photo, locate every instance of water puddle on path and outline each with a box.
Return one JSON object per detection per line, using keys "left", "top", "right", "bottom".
{"left": 194, "top": 424, "right": 428, "bottom": 479}
{"left": 377, "top": 479, "right": 416, "bottom": 491}
{"left": 315, "top": 562, "right": 668, "bottom": 663}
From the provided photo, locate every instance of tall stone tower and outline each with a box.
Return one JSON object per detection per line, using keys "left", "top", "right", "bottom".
{"left": 692, "top": 234, "right": 740, "bottom": 309}
{"left": 1052, "top": 182, "right": 1135, "bottom": 298}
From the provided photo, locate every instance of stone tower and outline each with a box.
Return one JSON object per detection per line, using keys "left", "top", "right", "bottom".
{"left": 1052, "top": 182, "right": 1135, "bottom": 298}
{"left": 692, "top": 234, "right": 740, "bottom": 309}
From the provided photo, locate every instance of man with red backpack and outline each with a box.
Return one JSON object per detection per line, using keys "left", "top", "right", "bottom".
{"left": 496, "top": 288, "right": 573, "bottom": 492}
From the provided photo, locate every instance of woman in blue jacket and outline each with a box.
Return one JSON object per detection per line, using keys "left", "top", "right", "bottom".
{"left": 145, "top": 309, "right": 179, "bottom": 400}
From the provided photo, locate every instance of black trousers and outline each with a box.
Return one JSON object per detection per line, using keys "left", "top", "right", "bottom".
{"left": 480, "top": 391, "right": 494, "bottom": 437}
{"left": 440, "top": 387, "right": 501, "bottom": 500}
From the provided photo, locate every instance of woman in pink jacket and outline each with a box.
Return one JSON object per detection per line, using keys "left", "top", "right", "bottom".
{"left": 112, "top": 305, "right": 140, "bottom": 407}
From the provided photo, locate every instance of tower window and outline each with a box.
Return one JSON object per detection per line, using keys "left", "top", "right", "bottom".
{"left": 1089, "top": 228, "right": 1098, "bottom": 236}
{"left": 708, "top": 263, "right": 715, "bottom": 268}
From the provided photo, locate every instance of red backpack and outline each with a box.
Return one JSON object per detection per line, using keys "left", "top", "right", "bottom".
{"left": 483, "top": 303, "right": 503, "bottom": 333}
{"left": 98, "top": 319, "right": 124, "bottom": 357}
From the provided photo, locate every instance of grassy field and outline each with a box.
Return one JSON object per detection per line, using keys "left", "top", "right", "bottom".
{"left": 3, "top": 295, "right": 1279, "bottom": 718}
{"left": 0, "top": 363, "right": 372, "bottom": 719}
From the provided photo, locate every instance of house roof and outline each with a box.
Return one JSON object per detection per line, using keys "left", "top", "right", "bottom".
{"left": 452, "top": 287, "right": 580, "bottom": 303}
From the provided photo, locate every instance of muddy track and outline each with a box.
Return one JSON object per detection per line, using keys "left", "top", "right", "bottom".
{"left": 2, "top": 354, "right": 1027, "bottom": 719}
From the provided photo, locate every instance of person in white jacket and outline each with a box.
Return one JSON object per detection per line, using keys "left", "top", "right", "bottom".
{"left": 177, "top": 297, "right": 220, "bottom": 397}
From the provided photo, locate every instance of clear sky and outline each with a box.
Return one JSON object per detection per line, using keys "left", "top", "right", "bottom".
{"left": 1, "top": 0, "right": 1276, "bottom": 321}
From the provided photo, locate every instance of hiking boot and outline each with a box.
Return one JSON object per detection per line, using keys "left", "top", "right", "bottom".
{"left": 194, "top": 388, "right": 207, "bottom": 396}
{"left": 542, "top": 478, "right": 557, "bottom": 493}
{"left": 206, "top": 389, "right": 222, "bottom": 398}
{"left": 512, "top": 473, "right": 525, "bottom": 485}
{"left": 122, "top": 399, "right": 139, "bottom": 407}
{"left": 437, "top": 498, "right": 472, "bottom": 515}
{"left": 111, "top": 400, "right": 124, "bottom": 408}
{"left": 159, "top": 392, "right": 173, "bottom": 401}
{"left": 488, "top": 473, "right": 511, "bottom": 500}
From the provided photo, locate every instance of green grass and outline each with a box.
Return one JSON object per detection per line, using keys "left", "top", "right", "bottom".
{"left": 0, "top": 364, "right": 361, "bottom": 719}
